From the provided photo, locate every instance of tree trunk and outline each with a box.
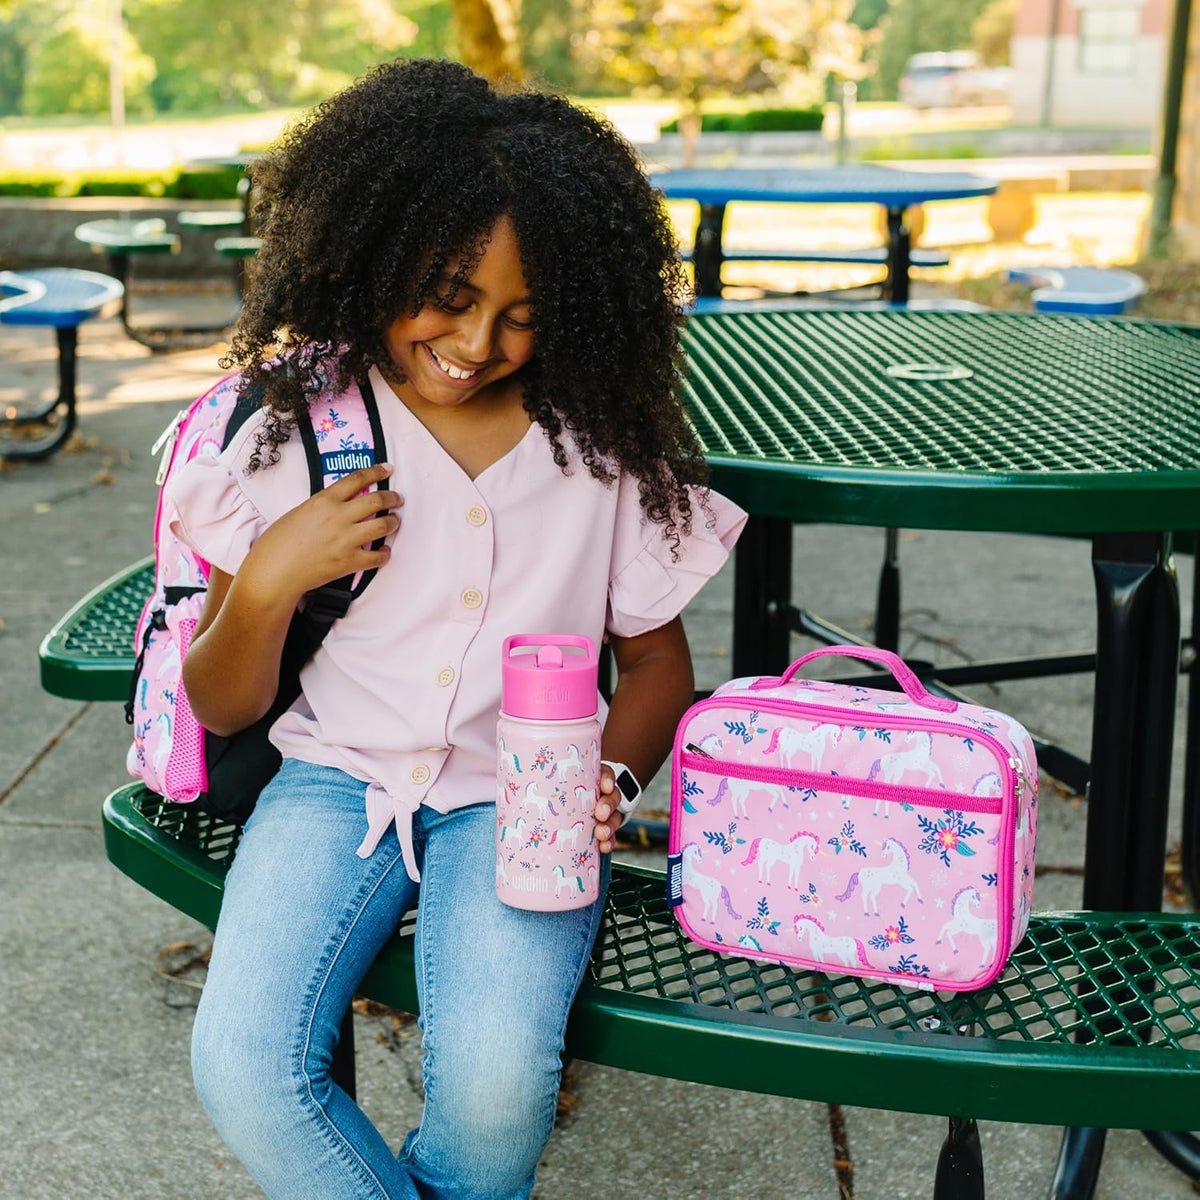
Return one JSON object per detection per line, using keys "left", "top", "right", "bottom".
{"left": 451, "top": 0, "right": 525, "bottom": 83}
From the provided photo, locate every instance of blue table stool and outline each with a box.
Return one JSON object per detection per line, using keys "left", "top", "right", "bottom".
{"left": 0, "top": 267, "right": 124, "bottom": 460}
{"left": 1006, "top": 265, "right": 1146, "bottom": 316}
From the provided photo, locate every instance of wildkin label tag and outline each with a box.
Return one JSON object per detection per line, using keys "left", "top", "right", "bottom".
{"left": 321, "top": 447, "right": 376, "bottom": 478}
{"left": 666, "top": 854, "right": 683, "bottom": 906}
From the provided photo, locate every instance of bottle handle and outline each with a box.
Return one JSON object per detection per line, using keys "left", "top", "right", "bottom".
{"left": 748, "top": 644, "right": 957, "bottom": 713}
{"left": 502, "top": 634, "right": 597, "bottom": 665}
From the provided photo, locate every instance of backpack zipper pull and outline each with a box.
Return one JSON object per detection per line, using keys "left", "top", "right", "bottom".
{"left": 152, "top": 408, "right": 188, "bottom": 485}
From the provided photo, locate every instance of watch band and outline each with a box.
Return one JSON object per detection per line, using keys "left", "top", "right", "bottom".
{"left": 601, "top": 760, "right": 642, "bottom": 815}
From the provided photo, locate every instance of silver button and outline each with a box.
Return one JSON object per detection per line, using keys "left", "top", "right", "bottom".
{"left": 410, "top": 765, "right": 430, "bottom": 785}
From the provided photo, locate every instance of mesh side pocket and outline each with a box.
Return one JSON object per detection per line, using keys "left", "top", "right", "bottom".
{"left": 162, "top": 612, "right": 207, "bottom": 803}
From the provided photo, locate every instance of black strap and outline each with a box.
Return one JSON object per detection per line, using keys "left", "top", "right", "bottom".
{"left": 220, "top": 381, "right": 266, "bottom": 452}
{"left": 292, "top": 370, "right": 388, "bottom": 634}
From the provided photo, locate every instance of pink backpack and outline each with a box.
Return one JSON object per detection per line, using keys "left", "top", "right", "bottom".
{"left": 124, "top": 369, "right": 385, "bottom": 820}
{"left": 668, "top": 646, "right": 1038, "bottom": 992}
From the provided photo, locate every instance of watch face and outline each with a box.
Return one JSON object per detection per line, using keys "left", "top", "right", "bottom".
{"left": 614, "top": 767, "right": 638, "bottom": 801}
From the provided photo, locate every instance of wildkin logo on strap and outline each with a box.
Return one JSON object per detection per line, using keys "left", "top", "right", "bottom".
{"left": 321, "top": 447, "right": 376, "bottom": 477}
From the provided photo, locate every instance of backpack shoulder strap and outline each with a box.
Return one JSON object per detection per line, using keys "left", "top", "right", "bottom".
{"left": 290, "top": 372, "right": 388, "bottom": 653}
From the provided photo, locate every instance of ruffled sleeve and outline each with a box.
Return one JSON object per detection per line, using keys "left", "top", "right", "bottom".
{"left": 164, "top": 443, "right": 269, "bottom": 577}
{"left": 606, "top": 477, "right": 748, "bottom": 639}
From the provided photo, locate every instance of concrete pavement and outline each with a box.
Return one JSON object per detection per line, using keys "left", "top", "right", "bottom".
{"left": 0, "top": 293, "right": 1195, "bottom": 1199}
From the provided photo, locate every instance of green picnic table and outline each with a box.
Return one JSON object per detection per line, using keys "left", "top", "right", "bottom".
{"left": 74, "top": 216, "right": 255, "bottom": 350}
{"left": 40, "top": 307, "right": 1200, "bottom": 1198}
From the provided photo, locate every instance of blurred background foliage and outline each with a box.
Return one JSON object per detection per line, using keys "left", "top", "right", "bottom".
{"left": 0, "top": 0, "right": 1014, "bottom": 118}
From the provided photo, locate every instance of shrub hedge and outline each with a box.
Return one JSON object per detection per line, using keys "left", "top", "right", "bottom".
{"left": 659, "top": 107, "right": 825, "bottom": 134}
{"left": 0, "top": 163, "right": 244, "bottom": 199}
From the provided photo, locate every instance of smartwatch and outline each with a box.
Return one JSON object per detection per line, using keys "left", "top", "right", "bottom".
{"left": 601, "top": 760, "right": 642, "bottom": 815}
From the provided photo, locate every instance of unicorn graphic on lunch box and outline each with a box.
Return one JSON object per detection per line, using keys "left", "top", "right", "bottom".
{"left": 762, "top": 722, "right": 842, "bottom": 771}
{"left": 793, "top": 915, "right": 871, "bottom": 970}
{"left": 740, "top": 831, "right": 819, "bottom": 889}
{"left": 681, "top": 842, "right": 742, "bottom": 923}
{"left": 707, "top": 774, "right": 789, "bottom": 817}
{"left": 936, "top": 886, "right": 998, "bottom": 967}
{"left": 835, "top": 837, "right": 925, "bottom": 915}
{"left": 867, "top": 730, "right": 945, "bottom": 815}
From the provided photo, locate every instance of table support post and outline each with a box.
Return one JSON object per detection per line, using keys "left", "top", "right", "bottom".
{"left": 1050, "top": 1127, "right": 1107, "bottom": 1200}
{"left": 1084, "top": 533, "right": 1178, "bottom": 911}
{"left": 874, "top": 527, "right": 901, "bottom": 651}
{"left": 732, "top": 515, "right": 792, "bottom": 677}
{"left": 934, "top": 1116, "right": 984, "bottom": 1200}
{"left": 883, "top": 207, "right": 911, "bottom": 305}
{"left": 1182, "top": 537, "right": 1200, "bottom": 903}
{"left": 331, "top": 1004, "right": 356, "bottom": 1102}
{"left": 693, "top": 203, "right": 727, "bottom": 298}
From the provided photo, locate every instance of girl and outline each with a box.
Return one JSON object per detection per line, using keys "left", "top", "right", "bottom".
{"left": 170, "top": 58, "right": 746, "bottom": 1199}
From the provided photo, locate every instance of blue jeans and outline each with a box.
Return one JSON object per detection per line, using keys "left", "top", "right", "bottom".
{"left": 191, "top": 759, "right": 609, "bottom": 1199}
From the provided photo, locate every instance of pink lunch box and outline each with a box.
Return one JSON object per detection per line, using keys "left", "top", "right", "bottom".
{"left": 667, "top": 646, "right": 1038, "bottom": 992}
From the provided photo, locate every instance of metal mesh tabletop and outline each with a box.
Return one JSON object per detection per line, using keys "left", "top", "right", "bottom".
{"left": 683, "top": 308, "right": 1200, "bottom": 532}
{"left": 104, "top": 783, "right": 1200, "bottom": 1128}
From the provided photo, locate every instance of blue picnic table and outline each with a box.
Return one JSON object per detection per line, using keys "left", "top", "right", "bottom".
{"left": 0, "top": 267, "right": 123, "bottom": 460}
{"left": 651, "top": 165, "right": 999, "bottom": 303}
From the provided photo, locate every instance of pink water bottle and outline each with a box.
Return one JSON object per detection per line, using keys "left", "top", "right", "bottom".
{"left": 496, "top": 635, "right": 601, "bottom": 911}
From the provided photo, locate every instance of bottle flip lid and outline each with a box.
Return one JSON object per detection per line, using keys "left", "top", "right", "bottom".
{"left": 501, "top": 634, "right": 599, "bottom": 720}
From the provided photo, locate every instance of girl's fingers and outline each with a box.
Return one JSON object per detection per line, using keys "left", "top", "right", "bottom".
{"left": 346, "top": 489, "right": 403, "bottom": 522}
{"left": 357, "top": 513, "right": 401, "bottom": 543}
{"left": 327, "top": 463, "right": 394, "bottom": 498}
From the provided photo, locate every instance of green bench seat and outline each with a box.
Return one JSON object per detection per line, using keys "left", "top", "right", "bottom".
{"left": 104, "top": 782, "right": 1200, "bottom": 1132}
{"left": 41, "top": 560, "right": 1200, "bottom": 1193}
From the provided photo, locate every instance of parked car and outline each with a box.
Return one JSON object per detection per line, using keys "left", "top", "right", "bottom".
{"left": 899, "top": 51, "right": 1012, "bottom": 108}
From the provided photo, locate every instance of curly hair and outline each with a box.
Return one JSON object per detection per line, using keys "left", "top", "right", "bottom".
{"left": 224, "top": 57, "right": 710, "bottom": 553}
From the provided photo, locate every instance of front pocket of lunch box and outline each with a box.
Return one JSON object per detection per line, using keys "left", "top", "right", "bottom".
{"left": 674, "top": 758, "right": 1009, "bottom": 987}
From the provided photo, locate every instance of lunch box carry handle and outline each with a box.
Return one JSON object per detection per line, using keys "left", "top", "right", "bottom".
{"left": 749, "top": 644, "right": 958, "bottom": 713}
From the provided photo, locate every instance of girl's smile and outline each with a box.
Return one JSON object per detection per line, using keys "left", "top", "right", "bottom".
{"left": 383, "top": 215, "right": 535, "bottom": 416}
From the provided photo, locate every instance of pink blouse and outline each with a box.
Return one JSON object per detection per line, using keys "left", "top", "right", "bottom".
{"left": 167, "top": 365, "right": 747, "bottom": 880}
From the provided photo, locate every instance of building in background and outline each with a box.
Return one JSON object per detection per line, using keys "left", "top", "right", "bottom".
{"left": 1010, "top": 0, "right": 1167, "bottom": 127}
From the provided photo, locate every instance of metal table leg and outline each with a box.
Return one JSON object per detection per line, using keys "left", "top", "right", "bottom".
{"left": 1082, "top": 532, "right": 1178, "bottom": 911}
{"left": 1054, "top": 532, "right": 1180, "bottom": 1196}
{"left": 883, "top": 206, "right": 911, "bottom": 305}
{"left": 692, "top": 203, "right": 728, "bottom": 298}
{"left": 331, "top": 1004, "right": 356, "bottom": 1102}
{"left": 1182, "top": 536, "right": 1200, "bottom": 903}
{"left": 732, "top": 514, "right": 793, "bottom": 677}
{"left": 1, "top": 326, "right": 79, "bottom": 460}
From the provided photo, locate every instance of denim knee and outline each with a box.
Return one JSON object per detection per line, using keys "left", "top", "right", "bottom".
{"left": 191, "top": 994, "right": 295, "bottom": 1141}
{"left": 410, "top": 1024, "right": 560, "bottom": 1195}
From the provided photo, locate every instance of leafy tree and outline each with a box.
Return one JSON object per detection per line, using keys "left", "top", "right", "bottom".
{"left": 0, "top": 0, "right": 74, "bottom": 116}
{"left": 521, "top": 0, "right": 580, "bottom": 90}
{"left": 849, "top": 0, "right": 887, "bottom": 31}
{"left": 23, "top": 8, "right": 156, "bottom": 116}
{"left": 870, "top": 0, "right": 990, "bottom": 99}
{"left": 450, "top": 0, "right": 523, "bottom": 81}
{"left": 127, "top": 0, "right": 416, "bottom": 112}
{"left": 574, "top": 0, "right": 864, "bottom": 115}
{"left": 971, "top": 0, "right": 1015, "bottom": 66}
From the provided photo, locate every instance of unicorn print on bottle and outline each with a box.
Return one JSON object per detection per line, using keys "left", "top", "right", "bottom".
{"left": 496, "top": 635, "right": 602, "bottom": 912}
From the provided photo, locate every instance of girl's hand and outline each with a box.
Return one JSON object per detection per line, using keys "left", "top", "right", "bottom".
{"left": 239, "top": 464, "right": 402, "bottom": 610}
{"left": 594, "top": 763, "right": 624, "bottom": 855}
